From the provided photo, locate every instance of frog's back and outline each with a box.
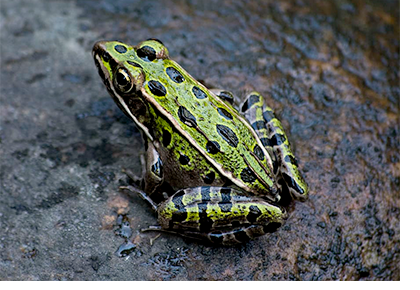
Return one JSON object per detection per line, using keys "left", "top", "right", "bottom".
{"left": 93, "top": 39, "right": 277, "bottom": 198}
{"left": 135, "top": 40, "right": 276, "bottom": 197}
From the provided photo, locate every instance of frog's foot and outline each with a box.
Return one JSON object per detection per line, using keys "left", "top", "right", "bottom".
{"left": 141, "top": 225, "right": 163, "bottom": 232}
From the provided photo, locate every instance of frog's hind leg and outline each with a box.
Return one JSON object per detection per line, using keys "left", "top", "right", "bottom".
{"left": 263, "top": 104, "right": 308, "bottom": 201}
{"left": 155, "top": 186, "right": 288, "bottom": 245}
{"left": 210, "top": 89, "right": 235, "bottom": 106}
{"left": 240, "top": 93, "right": 277, "bottom": 168}
{"left": 240, "top": 92, "right": 308, "bottom": 201}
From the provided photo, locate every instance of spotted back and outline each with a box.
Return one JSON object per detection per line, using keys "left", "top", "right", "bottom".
{"left": 135, "top": 40, "right": 277, "bottom": 198}
{"left": 93, "top": 39, "right": 279, "bottom": 199}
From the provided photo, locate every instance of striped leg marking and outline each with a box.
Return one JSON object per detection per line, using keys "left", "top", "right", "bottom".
{"left": 157, "top": 186, "right": 287, "bottom": 245}
{"left": 241, "top": 92, "right": 308, "bottom": 201}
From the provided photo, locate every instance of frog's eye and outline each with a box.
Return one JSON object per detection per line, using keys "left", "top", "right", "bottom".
{"left": 114, "top": 67, "right": 133, "bottom": 93}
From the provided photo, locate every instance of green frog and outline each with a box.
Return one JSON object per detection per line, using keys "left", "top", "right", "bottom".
{"left": 92, "top": 39, "right": 308, "bottom": 245}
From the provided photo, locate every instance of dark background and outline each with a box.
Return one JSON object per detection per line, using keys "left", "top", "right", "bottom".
{"left": 0, "top": 0, "right": 399, "bottom": 280}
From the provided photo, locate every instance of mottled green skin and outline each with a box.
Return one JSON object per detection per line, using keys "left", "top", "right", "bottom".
{"left": 141, "top": 41, "right": 276, "bottom": 198}
{"left": 92, "top": 39, "right": 308, "bottom": 244}
{"left": 94, "top": 39, "right": 276, "bottom": 198}
{"left": 148, "top": 103, "right": 225, "bottom": 190}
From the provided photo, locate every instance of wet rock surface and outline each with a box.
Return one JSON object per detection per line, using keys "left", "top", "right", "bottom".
{"left": 0, "top": 0, "right": 399, "bottom": 280}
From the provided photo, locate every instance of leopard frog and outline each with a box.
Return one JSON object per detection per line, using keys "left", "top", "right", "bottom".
{"left": 92, "top": 39, "right": 308, "bottom": 245}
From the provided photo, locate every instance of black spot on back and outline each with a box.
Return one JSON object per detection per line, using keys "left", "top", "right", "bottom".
{"left": 148, "top": 80, "right": 166, "bottom": 96}
{"left": 178, "top": 106, "right": 197, "bottom": 127}
{"left": 192, "top": 86, "right": 207, "bottom": 99}
{"left": 240, "top": 167, "right": 257, "bottom": 183}
{"left": 216, "top": 124, "right": 239, "bottom": 148}
{"left": 206, "top": 140, "right": 220, "bottom": 154}
{"left": 253, "top": 145, "right": 265, "bottom": 160}
{"left": 217, "top": 107, "right": 233, "bottom": 120}
{"left": 166, "top": 67, "right": 185, "bottom": 83}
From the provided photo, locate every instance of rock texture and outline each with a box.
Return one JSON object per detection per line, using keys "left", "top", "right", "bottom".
{"left": 0, "top": 0, "right": 399, "bottom": 280}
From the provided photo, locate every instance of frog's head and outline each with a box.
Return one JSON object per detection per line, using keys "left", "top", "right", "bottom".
{"left": 92, "top": 39, "right": 169, "bottom": 96}
{"left": 92, "top": 39, "right": 169, "bottom": 139}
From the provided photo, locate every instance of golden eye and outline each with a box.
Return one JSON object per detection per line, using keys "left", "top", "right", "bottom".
{"left": 114, "top": 68, "right": 133, "bottom": 93}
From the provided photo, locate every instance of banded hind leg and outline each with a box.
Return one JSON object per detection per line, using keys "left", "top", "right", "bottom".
{"left": 153, "top": 186, "right": 288, "bottom": 245}
{"left": 122, "top": 184, "right": 287, "bottom": 245}
{"left": 240, "top": 92, "right": 308, "bottom": 201}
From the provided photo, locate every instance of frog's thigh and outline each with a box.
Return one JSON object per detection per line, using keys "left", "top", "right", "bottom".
{"left": 143, "top": 140, "right": 164, "bottom": 196}
{"left": 240, "top": 92, "right": 276, "bottom": 162}
{"left": 241, "top": 92, "right": 308, "bottom": 201}
{"left": 156, "top": 186, "right": 288, "bottom": 245}
{"left": 264, "top": 106, "right": 308, "bottom": 201}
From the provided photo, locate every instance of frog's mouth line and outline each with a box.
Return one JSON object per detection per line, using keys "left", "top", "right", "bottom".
{"left": 92, "top": 44, "right": 154, "bottom": 141}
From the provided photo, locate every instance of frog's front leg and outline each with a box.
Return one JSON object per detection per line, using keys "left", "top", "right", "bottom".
{"left": 121, "top": 140, "right": 166, "bottom": 207}
{"left": 142, "top": 140, "right": 167, "bottom": 200}
{"left": 155, "top": 186, "right": 288, "bottom": 245}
